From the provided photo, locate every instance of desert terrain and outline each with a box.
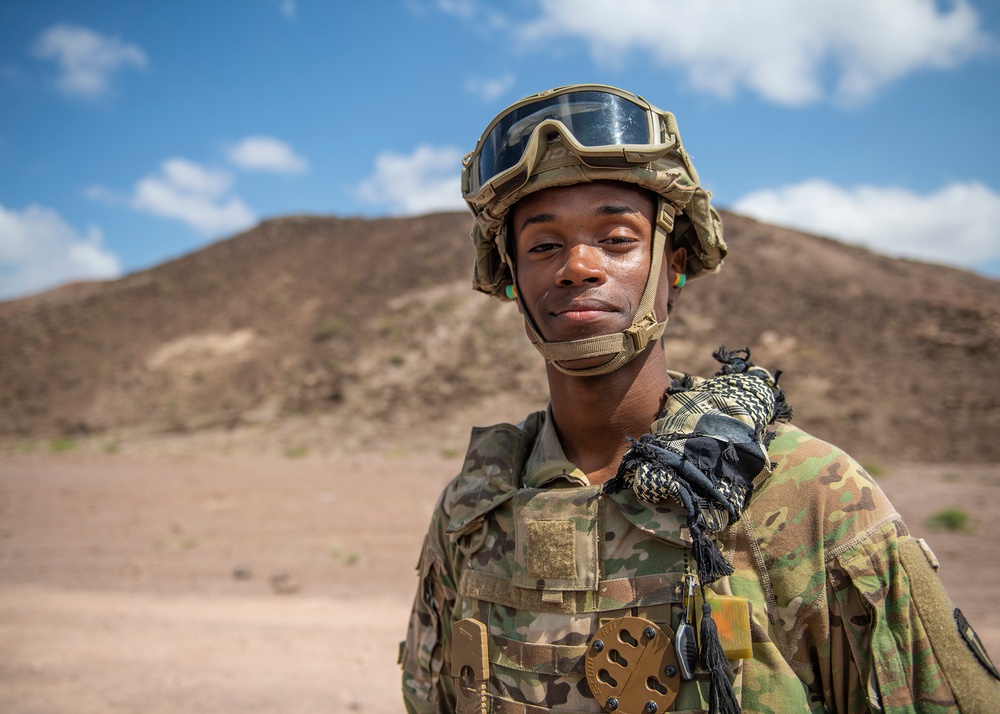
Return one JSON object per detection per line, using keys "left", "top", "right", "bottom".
{"left": 1, "top": 448, "right": 998, "bottom": 713}
{"left": 1, "top": 209, "right": 998, "bottom": 712}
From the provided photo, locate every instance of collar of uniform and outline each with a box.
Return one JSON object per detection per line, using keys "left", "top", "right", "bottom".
{"left": 522, "top": 407, "right": 590, "bottom": 489}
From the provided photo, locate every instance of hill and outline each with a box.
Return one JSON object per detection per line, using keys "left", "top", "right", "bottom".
{"left": 1, "top": 210, "right": 998, "bottom": 464}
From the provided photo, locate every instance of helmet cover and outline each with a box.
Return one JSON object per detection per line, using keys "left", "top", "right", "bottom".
{"left": 463, "top": 85, "right": 726, "bottom": 299}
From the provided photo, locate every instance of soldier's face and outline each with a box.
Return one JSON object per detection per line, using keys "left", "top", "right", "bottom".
{"left": 511, "top": 181, "right": 675, "bottom": 347}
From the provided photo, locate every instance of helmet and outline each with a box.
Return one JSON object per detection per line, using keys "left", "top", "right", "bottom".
{"left": 461, "top": 84, "right": 726, "bottom": 376}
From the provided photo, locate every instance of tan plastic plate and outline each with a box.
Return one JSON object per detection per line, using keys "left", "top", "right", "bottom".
{"left": 584, "top": 616, "right": 680, "bottom": 713}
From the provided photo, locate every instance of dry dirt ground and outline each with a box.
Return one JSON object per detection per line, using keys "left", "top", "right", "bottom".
{"left": 1, "top": 451, "right": 998, "bottom": 713}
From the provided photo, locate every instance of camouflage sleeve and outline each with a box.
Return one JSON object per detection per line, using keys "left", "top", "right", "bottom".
{"left": 745, "top": 425, "right": 1000, "bottom": 712}
{"left": 401, "top": 491, "right": 459, "bottom": 714}
{"left": 824, "top": 519, "right": 951, "bottom": 712}
{"left": 826, "top": 517, "right": 1000, "bottom": 712}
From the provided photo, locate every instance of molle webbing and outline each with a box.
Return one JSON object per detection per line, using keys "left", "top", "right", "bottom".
{"left": 484, "top": 693, "right": 594, "bottom": 714}
{"left": 459, "top": 570, "right": 684, "bottom": 615}
{"left": 492, "top": 635, "right": 590, "bottom": 678}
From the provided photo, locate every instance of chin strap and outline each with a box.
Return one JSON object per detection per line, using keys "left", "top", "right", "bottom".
{"left": 516, "top": 200, "right": 675, "bottom": 377}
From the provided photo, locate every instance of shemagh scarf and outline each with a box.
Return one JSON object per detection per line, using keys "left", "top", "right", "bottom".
{"left": 605, "top": 347, "right": 793, "bottom": 714}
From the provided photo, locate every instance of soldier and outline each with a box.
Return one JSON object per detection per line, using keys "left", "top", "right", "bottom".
{"left": 400, "top": 84, "right": 999, "bottom": 713}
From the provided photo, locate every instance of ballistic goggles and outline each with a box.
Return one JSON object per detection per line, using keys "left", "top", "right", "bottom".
{"left": 462, "top": 85, "right": 680, "bottom": 206}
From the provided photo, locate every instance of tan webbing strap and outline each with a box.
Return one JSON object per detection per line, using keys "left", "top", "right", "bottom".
{"left": 460, "top": 569, "right": 684, "bottom": 614}
{"left": 491, "top": 633, "right": 589, "bottom": 677}
{"left": 539, "top": 331, "right": 629, "bottom": 362}
{"left": 487, "top": 694, "right": 593, "bottom": 714}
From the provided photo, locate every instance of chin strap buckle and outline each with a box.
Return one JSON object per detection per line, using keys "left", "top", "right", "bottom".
{"left": 625, "top": 312, "right": 663, "bottom": 352}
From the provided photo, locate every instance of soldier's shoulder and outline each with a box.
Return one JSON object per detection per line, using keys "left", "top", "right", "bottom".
{"left": 764, "top": 422, "right": 879, "bottom": 492}
{"left": 748, "top": 422, "right": 900, "bottom": 553}
{"left": 435, "top": 413, "right": 542, "bottom": 536}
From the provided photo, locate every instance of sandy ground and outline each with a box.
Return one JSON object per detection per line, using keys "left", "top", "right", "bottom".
{"left": 1, "top": 452, "right": 998, "bottom": 713}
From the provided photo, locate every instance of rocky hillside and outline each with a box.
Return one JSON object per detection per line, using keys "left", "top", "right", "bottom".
{"left": 1, "top": 210, "right": 998, "bottom": 463}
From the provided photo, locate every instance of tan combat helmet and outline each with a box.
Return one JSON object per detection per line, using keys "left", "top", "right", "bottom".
{"left": 461, "top": 84, "right": 727, "bottom": 377}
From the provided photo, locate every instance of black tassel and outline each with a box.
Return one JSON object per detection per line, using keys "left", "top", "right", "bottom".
{"left": 712, "top": 346, "right": 753, "bottom": 375}
{"left": 602, "top": 474, "right": 626, "bottom": 495}
{"left": 700, "top": 600, "right": 741, "bottom": 714}
{"left": 690, "top": 525, "right": 733, "bottom": 584}
{"left": 666, "top": 372, "right": 695, "bottom": 395}
{"left": 772, "top": 389, "right": 794, "bottom": 423}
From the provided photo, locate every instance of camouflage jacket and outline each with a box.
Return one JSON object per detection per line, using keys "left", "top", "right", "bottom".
{"left": 401, "top": 410, "right": 999, "bottom": 713}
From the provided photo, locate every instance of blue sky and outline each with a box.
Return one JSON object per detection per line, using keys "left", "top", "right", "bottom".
{"left": 1, "top": 0, "right": 999, "bottom": 300}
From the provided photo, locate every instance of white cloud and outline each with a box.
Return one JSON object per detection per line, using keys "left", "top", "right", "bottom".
{"left": 357, "top": 145, "right": 468, "bottom": 215}
{"left": 465, "top": 73, "right": 516, "bottom": 102}
{"left": 732, "top": 179, "right": 1000, "bottom": 270}
{"left": 84, "top": 184, "right": 128, "bottom": 206}
{"left": 159, "top": 158, "right": 232, "bottom": 196}
{"left": 516, "top": 0, "right": 993, "bottom": 106}
{"left": 32, "top": 23, "right": 147, "bottom": 99}
{"left": 226, "top": 136, "right": 308, "bottom": 174}
{"left": 0, "top": 203, "right": 121, "bottom": 299}
{"left": 430, "top": 0, "right": 509, "bottom": 30}
{"left": 132, "top": 158, "right": 256, "bottom": 236}
{"left": 280, "top": 0, "right": 297, "bottom": 19}
{"left": 436, "top": 0, "right": 477, "bottom": 20}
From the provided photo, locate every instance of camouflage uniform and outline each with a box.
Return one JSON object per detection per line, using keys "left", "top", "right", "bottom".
{"left": 408, "top": 84, "right": 998, "bottom": 710}
{"left": 401, "top": 407, "right": 1000, "bottom": 713}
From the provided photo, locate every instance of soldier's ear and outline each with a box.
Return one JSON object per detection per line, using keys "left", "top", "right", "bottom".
{"left": 666, "top": 246, "right": 688, "bottom": 315}
{"left": 669, "top": 245, "right": 688, "bottom": 278}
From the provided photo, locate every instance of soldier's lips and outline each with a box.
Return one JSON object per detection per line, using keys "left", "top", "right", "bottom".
{"left": 550, "top": 300, "right": 617, "bottom": 324}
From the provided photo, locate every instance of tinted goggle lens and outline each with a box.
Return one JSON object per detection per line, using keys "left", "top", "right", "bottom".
{"left": 475, "top": 90, "right": 653, "bottom": 189}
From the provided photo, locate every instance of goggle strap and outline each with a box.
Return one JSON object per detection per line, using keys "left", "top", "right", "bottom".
{"left": 469, "top": 114, "right": 676, "bottom": 206}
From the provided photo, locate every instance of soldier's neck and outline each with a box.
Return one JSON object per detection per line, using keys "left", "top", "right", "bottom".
{"left": 546, "top": 346, "right": 670, "bottom": 486}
